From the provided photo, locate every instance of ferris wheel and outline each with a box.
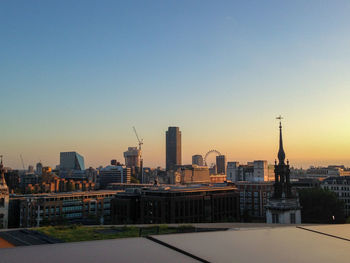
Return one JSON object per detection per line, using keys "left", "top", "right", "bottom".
{"left": 204, "top": 149, "right": 222, "bottom": 166}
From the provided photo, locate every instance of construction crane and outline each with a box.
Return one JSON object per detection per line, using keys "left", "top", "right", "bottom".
{"left": 133, "top": 126, "right": 144, "bottom": 183}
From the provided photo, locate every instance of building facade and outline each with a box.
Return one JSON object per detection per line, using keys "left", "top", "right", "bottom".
{"left": 192, "top": 155, "right": 204, "bottom": 166}
{"left": 236, "top": 181, "right": 274, "bottom": 220}
{"left": 123, "top": 147, "right": 141, "bottom": 168}
{"left": 60, "top": 152, "right": 85, "bottom": 171}
{"left": 216, "top": 155, "right": 226, "bottom": 175}
{"left": 11, "top": 190, "right": 119, "bottom": 228}
{"left": 166, "top": 127, "right": 181, "bottom": 171}
{"left": 321, "top": 176, "right": 350, "bottom": 217}
{"left": 226, "top": 161, "right": 270, "bottom": 182}
{"left": 111, "top": 184, "right": 240, "bottom": 224}
{"left": 99, "top": 164, "right": 131, "bottom": 188}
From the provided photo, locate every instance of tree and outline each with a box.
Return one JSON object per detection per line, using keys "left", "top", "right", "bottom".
{"left": 130, "top": 176, "right": 140, "bottom": 184}
{"left": 299, "top": 188, "right": 345, "bottom": 224}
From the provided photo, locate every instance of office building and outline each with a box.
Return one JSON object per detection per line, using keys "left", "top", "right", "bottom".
{"left": 111, "top": 184, "right": 239, "bottom": 224}
{"left": 192, "top": 155, "right": 204, "bottom": 166}
{"left": 226, "top": 160, "right": 270, "bottom": 182}
{"left": 321, "top": 176, "right": 350, "bottom": 217}
{"left": 236, "top": 181, "right": 273, "bottom": 220}
{"left": 123, "top": 147, "right": 141, "bottom": 168}
{"left": 36, "top": 162, "right": 43, "bottom": 176}
{"left": 60, "top": 152, "right": 85, "bottom": 171}
{"left": 216, "top": 155, "right": 226, "bottom": 174}
{"left": 99, "top": 161, "right": 131, "bottom": 188}
{"left": 0, "top": 158, "right": 9, "bottom": 228}
{"left": 10, "top": 190, "right": 119, "bottom": 228}
{"left": 166, "top": 127, "right": 181, "bottom": 171}
{"left": 167, "top": 165, "right": 210, "bottom": 184}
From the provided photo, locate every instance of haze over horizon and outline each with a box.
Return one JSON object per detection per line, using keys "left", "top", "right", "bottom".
{"left": 1, "top": 1, "right": 350, "bottom": 169}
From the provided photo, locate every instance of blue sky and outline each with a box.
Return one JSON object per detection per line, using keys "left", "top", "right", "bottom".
{"left": 1, "top": 1, "right": 350, "bottom": 169}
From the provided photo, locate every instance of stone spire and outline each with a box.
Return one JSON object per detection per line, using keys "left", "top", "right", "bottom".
{"left": 277, "top": 118, "right": 286, "bottom": 165}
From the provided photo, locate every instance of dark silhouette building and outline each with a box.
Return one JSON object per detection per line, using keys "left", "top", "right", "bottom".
{"left": 166, "top": 127, "right": 181, "bottom": 171}
{"left": 111, "top": 184, "right": 240, "bottom": 224}
{"left": 216, "top": 155, "right": 226, "bottom": 175}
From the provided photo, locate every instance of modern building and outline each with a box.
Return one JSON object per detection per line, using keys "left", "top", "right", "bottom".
{"left": 10, "top": 190, "right": 119, "bottom": 228}
{"left": 166, "top": 127, "right": 181, "bottom": 171}
{"left": 226, "top": 160, "right": 270, "bottom": 182}
{"left": 59, "top": 152, "right": 85, "bottom": 171}
{"left": 236, "top": 181, "right": 274, "bottom": 220}
{"left": 0, "top": 158, "right": 9, "bottom": 229}
{"left": 168, "top": 165, "right": 210, "bottom": 185}
{"left": 266, "top": 118, "right": 301, "bottom": 224}
{"left": 123, "top": 147, "right": 141, "bottom": 168}
{"left": 99, "top": 162, "right": 131, "bottom": 188}
{"left": 36, "top": 162, "right": 43, "bottom": 176}
{"left": 192, "top": 155, "right": 204, "bottom": 166}
{"left": 321, "top": 176, "right": 350, "bottom": 217}
{"left": 111, "top": 184, "right": 240, "bottom": 224}
{"left": 216, "top": 155, "right": 226, "bottom": 175}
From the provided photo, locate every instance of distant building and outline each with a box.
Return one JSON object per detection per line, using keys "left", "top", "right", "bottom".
{"left": 166, "top": 127, "right": 181, "bottom": 171}
{"left": 111, "top": 184, "right": 240, "bottom": 224}
{"left": 192, "top": 155, "right": 204, "bottom": 166}
{"left": 123, "top": 147, "right": 141, "bottom": 168}
{"left": 99, "top": 162, "right": 131, "bottom": 188}
{"left": 321, "top": 176, "right": 350, "bottom": 217}
{"left": 168, "top": 165, "right": 210, "bottom": 185}
{"left": 216, "top": 155, "right": 226, "bottom": 175}
{"left": 226, "top": 161, "right": 269, "bottom": 182}
{"left": 0, "top": 158, "right": 9, "bottom": 228}
{"left": 236, "top": 181, "right": 274, "bottom": 220}
{"left": 36, "top": 162, "right": 43, "bottom": 176}
{"left": 10, "top": 190, "right": 119, "bottom": 228}
{"left": 60, "top": 152, "right": 85, "bottom": 171}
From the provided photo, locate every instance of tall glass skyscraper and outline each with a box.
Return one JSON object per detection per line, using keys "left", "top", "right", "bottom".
{"left": 166, "top": 127, "right": 181, "bottom": 171}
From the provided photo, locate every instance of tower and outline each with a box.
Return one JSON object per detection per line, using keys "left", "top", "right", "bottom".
{"left": 266, "top": 117, "right": 301, "bottom": 224}
{"left": 166, "top": 127, "right": 181, "bottom": 171}
{"left": 0, "top": 156, "right": 9, "bottom": 229}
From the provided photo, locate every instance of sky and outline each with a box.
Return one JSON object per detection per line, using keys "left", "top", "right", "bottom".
{"left": 1, "top": 0, "right": 350, "bottom": 169}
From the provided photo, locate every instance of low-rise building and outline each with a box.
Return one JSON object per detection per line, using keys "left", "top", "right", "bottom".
{"left": 99, "top": 163, "right": 131, "bottom": 188}
{"left": 111, "top": 184, "right": 240, "bottom": 224}
{"left": 10, "top": 190, "right": 119, "bottom": 227}
{"left": 321, "top": 176, "right": 350, "bottom": 217}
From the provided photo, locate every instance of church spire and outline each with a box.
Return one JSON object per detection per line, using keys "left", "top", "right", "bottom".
{"left": 276, "top": 116, "right": 285, "bottom": 165}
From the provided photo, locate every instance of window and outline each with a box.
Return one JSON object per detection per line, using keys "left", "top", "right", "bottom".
{"left": 290, "top": 213, "right": 296, "bottom": 224}
{"left": 272, "top": 213, "right": 279, "bottom": 223}
{"left": 0, "top": 198, "right": 4, "bottom": 208}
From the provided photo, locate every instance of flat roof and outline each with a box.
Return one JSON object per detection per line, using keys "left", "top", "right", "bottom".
{"left": 2, "top": 225, "right": 350, "bottom": 262}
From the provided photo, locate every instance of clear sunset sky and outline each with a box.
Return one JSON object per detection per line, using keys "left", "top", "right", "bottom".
{"left": 1, "top": 1, "right": 350, "bottom": 169}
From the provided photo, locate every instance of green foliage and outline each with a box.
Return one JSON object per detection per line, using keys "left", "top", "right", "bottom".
{"left": 36, "top": 224, "right": 195, "bottom": 242}
{"left": 299, "top": 188, "right": 345, "bottom": 224}
{"left": 130, "top": 176, "right": 140, "bottom": 184}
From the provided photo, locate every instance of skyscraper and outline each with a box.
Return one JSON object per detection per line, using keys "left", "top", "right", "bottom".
{"left": 216, "top": 155, "right": 226, "bottom": 174}
{"left": 166, "top": 127, "right": 181, "bottom": 171}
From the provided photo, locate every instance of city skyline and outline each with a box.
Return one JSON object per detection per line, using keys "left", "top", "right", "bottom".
{"left": 2, "top": 1, "right": 350, "bottom": 169}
